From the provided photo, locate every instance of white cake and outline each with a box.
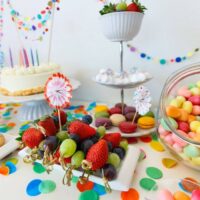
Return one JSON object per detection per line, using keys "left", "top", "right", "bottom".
{"left": 0, "top": 63, "right": 60, "bottom": 96}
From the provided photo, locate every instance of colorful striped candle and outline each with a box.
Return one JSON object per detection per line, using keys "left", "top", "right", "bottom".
{"left": 19, "top": 50, "right": 24, "bottom": 67}
{"left": 9, "top": 48, "right": 14, "bottom": 67}
{"left": 36, "top": 50, "right": 40, "bottom": 66}
{"left": 30, "top": 49, "right": 34, "bottom": 66}
{"left": 23, "top": 48, "right": 29, "bottom": 67}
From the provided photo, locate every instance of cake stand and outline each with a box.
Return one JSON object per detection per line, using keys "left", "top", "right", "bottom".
{"left": 97, "top": 12, "right": 151, "bottom": 110}
{"left": 0, "top": 78, "right": 81, "bottom": 121}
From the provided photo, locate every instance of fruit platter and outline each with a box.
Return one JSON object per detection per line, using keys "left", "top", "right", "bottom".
{"left": 18, "top": 109, "right": 140, "bottom": 192}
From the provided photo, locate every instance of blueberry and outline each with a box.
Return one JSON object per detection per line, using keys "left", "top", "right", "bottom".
{"left": 69, "top": 133, "right": 80, "bottom": 144}
{"left": 113, "top": 147, "right": 125, "bottom": 159}
{"left": 103, "top": 164, "right": 117, "bottom": 181}
{"left": 81, "top": 139, "right": 93, "bottom": 154}
{"left": 82, "top": 115, "right": 93, "bottom": 125}
{"left": 107, "top": 141, "right": 113, "bottom": 152}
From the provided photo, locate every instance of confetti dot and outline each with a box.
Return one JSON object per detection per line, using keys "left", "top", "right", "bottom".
{"left": 38, "top": 180, "right": 56, "bottom": 194}
{"left": 121, "top": 188, "right": 139, "bottom": 200}
{"left": 140, "top": 53, "right": 146, "bottom": 58}
{"left": 146, "top": 167, "right": 163, "bottom": 179}
{"left": 5, "top": 161, "right": 17, "bottom": 174}
{"left": 33, "top": 162, "right": 46, "bottom": 174}
{"left": 162, "top": 158, "right": 177, "bottom": 168}
{"left": 175, "top": 57, "right": 182, "bottom": 62}
{"left": 7, "top": 122, "right": 16, "bottom": 127}
{"left": 2, "top": 157, "right": 18, "bottom": 165}
{"left": 140, "top": 136, "right": 152, "bottom": 143}
{"left": 150, "top": 141, "right": 165, "bottom": 152}
{"left": 79, "top": 190, "right": 99, "bottom": 200}
{"left": 72, "top": 176, "right": 79, "bottom": 184}
{"left": 26, "top": 179, "right": 42, "bottom": 196}
{"left": 93, "top": 183, "right": 106, "bottom": 196}
{"left": 139, "top": 178, "right": 157, "bottom": 191}
{"left": 160, "top": 59, "right": 166, "bottom": 65}
{"left": 0, "top": 166, "right": 9, "bottom": 175}
{"left": 77, "top": 180, "right": 94, "bottom": 192}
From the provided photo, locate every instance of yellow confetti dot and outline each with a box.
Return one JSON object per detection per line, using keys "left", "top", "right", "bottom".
{"left": 187, "top": 52, "right": 193, "bottom": 57}
{"left": 162, "top": 158, "right": 177, "bottom": 168}
{"left": 150, "top": 141, "right": 165, "bottom": 152}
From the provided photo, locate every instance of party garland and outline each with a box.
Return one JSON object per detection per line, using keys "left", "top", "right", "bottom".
{"left": 7, "top": 0, "right": 61, "bottom": 41}
{"left": 0, "top": 0, "right": 4, "bottom": 67}
{"left": 127, "top": 44, "right": 199, "bottom": 65}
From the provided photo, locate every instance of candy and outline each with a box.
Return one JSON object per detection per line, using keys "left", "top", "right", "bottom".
{"left": 95, "top": 105, "right": 109, "bottom": 113}
{"left": 158, "top": 124, "right": 170, "bottom": 136}
{"left": 161, "top": 118, "right": 178, "bottom": 131}
{"left": 164, "top": 134, "right": 174, "bottom": 146}
{"left": 191, "top": 157, "right": 200, "bottom": 165}
{"left": 172, "top": 143, "right": 183, "bottom": 153}
{"left": 183, "top": 145, "right": 200, "bottom": 158}
{"left": 26, "top": 179, "right": 42, "bottom": 196}
{"left": 188, "top": 115, "right": 196, "bottom": 123}
{"left": 196, "top": 81, "right": 200, "bottom": 88}
{"left": 190, "top": 121, "right": 200, "bottom": 132}
{"left": 170, "top": 99, "right": 182, "bottom": 108}
{"left": 189, "top": 96, "right": 200, "bottom": 106}
{"left": 172, "top": 131, "right": 187, "bottom": 147}
{"left": 77, "top": 180, "right": 94, "bottom": 192}
{"left": 190, "top": 87, "right": 200, "bottom": 95}
{"left": 0, "top": 166, "right": 9, "bottom": 175}
{"left": 137, "top": 116, "right": 155, "bottom": 129}
{"left": 166, "top": 106, "right": 181, "bottom": 118}
{"left": 178, "top": 121, "right": 190, "bottom": 133}
{"left": 176, "top": 96, "right": 186, "bottom": 105}
{"left": 182, "top": 101, "right": 193, "bottom": 114}
{"left": 95, "top": 111, "right": 110, "bottom": 119}
{"left": 115, "top": 103, "right": 127, "bottom": 109}
{"left": 95, "top": 118, "right": 112, "bottom": 129}
{"left": 109, "top": 114, "right": 126, "bottom": 126}
{"left": 38, "top": 180, "right": 56, "bottom": 194}
{"left": 191, "top": 189, "right": 200, "bottom": 200}
{"left": 79, "top": 190, "right": 99, "bottom": 200}
{"left": 157, "top": 189, "right": 174, "bottom": 200}
{"left": 192, "top": 106, "right": 200, "bottom": 115}
{"left": 173, "top": 191, "right": 190, "bottom": 200}
{"left": 121, "top": 188, "right": 139, "bottom": 200}
{"left": 177, "top": 109, "right": 189, "bottom": 122}
{"left": 177, "top": 86, "right": 192, "bottom": 98}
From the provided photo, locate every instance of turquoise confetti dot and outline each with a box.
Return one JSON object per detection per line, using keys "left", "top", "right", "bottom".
{"left": 5, "top": 161, "right": 17, "bottom": 174}
{"left": 39, "top": 180, "right": 56, "bottom": 194}
{"left": 37, "top": 14, "right": 42, "bottom": 19}
{"left": 93, "top": 183, "right": 106, "bottom": 196}
{"left": 147, "top": 56, "right": 151, "bottom": 60}
{"left": 26, "top": 179, "right": 42, "bottom": 196}
{"left": 160, "top": 59, "right": 166, "bottom": 65}
{"left": 33, "top": 162, "right": 46, "bottom": 174}
{"left": 182, "top": 56, "right": 186, "bottom": 60}
{"left": 72, "top": 176, "right": 79, "bottom": 184}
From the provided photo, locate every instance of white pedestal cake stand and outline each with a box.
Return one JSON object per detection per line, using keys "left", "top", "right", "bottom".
{"left": 0, "top": 78, "right": 81, "bottom": 121}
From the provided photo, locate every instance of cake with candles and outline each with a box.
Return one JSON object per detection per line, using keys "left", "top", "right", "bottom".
{"left": 0, "top": 63, "right": 60, "bottom": 96}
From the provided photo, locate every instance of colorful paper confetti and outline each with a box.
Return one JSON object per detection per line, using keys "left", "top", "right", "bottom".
{"left": 162, "top": 158, "right": 178, "bottom": 168}
{"left": 79, "top": 190, "right": 99, "bottom": 200}
{"left": 77, "top": 180, "right": 94, "bottom": 192}
{"left": 121, "top": 188, "right": 139, "bottom": 200}
{"left": 149, "top": 141, "right": 165, "bottom": 152}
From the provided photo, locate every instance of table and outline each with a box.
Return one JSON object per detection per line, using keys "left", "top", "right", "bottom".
{"left": 0, "top": 101, "right": 200, "bottom": 200}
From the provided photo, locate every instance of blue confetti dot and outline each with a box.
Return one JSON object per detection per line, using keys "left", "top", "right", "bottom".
{"left": 147, "top": 56, "right": 151, "bottom": 60}
{"left": 20, "top": 124, "right": 30, "bottom": 131}
{"left": 178, "top": 182, "right": 191, "bottom": 193}
{"left": 175, "top": 57, "right": 182, "bottom": 62}
{"left": 5, "top": 161, "right": 17, "bottom": 174}
{"left": 93, "top": 183, "right": 106, "bottom": 196}
{"left": 140, "top": 53, "right": 146, "bottom": 58}
{"left": 26, "top": 179, "right": 42, "bottom": 196}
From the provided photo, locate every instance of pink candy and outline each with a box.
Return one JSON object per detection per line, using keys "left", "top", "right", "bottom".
{"left": 188, "top": 95, "right": 200, "bottom": 105}
{"left": 173, "top": 143, "right": 183, "bottom": 152}
{"left": 178, "top": 121, "right": 190, "bottom": 133}
{"left": 177, "top": 86, "right": 192, "bottom": 98}
{"left": 164, "top": 134, "right": 174, "bottom": 146}
{"left": 172, "top": 131, "right": 188, "bottom": 147}
{"left": 158, "top": 125, "right": 170, "bottom": 136}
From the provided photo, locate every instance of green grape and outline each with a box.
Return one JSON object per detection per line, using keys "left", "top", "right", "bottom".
{"left": 56, "top": 131, "right": 69, "bottom": 141}
{"left": 60, "top": 139, "right": 77, "bottom": 158}
{"left": 116, "top": 2, "right": 127, "bottom": 11}
{"left": 119, "top": 139, "right": 128, "bottom": 151}
{"left": 97, "top": 126, "right": 106, "bottom": 138}
{"left": 71, "top": 151, "right": 85, "bottom": 168}
{"left": 107, "top": 153, "right": 121, "bottom": 169}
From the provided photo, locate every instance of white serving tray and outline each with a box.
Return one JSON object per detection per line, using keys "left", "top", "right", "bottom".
{"left": 18, "top": 145, "right": 140, "bottom": 191}
{"left": 0, "top": 134, "right": 20, "bottom": 160}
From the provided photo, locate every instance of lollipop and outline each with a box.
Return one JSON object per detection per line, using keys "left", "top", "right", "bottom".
{"left": 44, "top": 72, "right": 72, "bottom": 130}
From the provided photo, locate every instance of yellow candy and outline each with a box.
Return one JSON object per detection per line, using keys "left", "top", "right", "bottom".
{"left": 190, "top": 87, "right": 200, "bottom": 95}
{"left": 150, "top": 141, "right": 165, "bottom": 152}
{"left": 196, "top": 81, "right": 200, "bottom": 88}
{"left": 188, "top": 115, "right": 196, "bottom": 123}
{"left": 190, "top": 121, "right": 200, "bottom": 132}
{"left": 95, "top": 105, "right": 108, "bottom": 113}
{"left": 182, "top": 101, "right": 193, "bottom": 114}
{"left": 170, "top": 99, "right": 181, "bottom": 108}
{"left": 176, "top": 96, "right": 186, "bottom": 105}
{"left": 173, "top": 191, "right": 190, "bottom": 200}
{"left": 191, "top": 157, "right": 200, "bottom": 166}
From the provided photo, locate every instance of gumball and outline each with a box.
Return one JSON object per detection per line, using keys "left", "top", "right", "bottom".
{"left": 173, "top": 143, "right": 183, "bottom": 153}
{"left": 188, "top": 115, "right": 196, "bottom": 123}
{"left": 166, "top": 106, "right": 181, "bottom": 118}
{"left": 192, "top": 106, "right": 200, "bottom": 115}
{"left": 172, "top": 131, "right": 187, "bottom": 147}
{"left": 190, "top": 87, "right": 200, "bottom": 96}
{"left": 170, "top": 99, "right": 181, "bottom": 108}
{"left": 190, "top": 121, "right": 200, "bottom": 132}
{"left": 177, "top": 109, "right": 189, "bottom": 122}
{"left": 178, "top": 121, "right": 190, "bottom": 133}
{"left": 177, "top": 86, "right": 192, "bottom": 98}
{"left": 196, "top": 81, "right": 200, "bottom": 88}
{"left": 164, "top": 134, "right": 174, "bottom": 146}
{"left": 176, "top": 96, "right": 186, "bottom": 106}
{"left": 182, "top": 101, "right": 193, "bottom": 114}
{"left": 188, "top": 132, "right": 196, "bottom": 139}
{"left": 158, "top": 124, "right": 171, "bottom": 136}
{"left": 191, "top": 189, "right": 200, "bottom": 200}
{"left": 189, "top": 96, "right": 200, "bottom": 106}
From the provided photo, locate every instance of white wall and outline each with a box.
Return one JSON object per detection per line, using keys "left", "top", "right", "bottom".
{"left": 3, "top": 0, "right": 200, "bottom": 105}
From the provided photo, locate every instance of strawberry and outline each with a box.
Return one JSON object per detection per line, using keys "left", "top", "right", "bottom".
{"left": 22, "top": 127, "right": 44, "bottom": 149}
{"left": 38, "top": 116, "right": 57, "bottom": 136}
{"left": 103, "top": 133, "right": 121, "bottom": 148}
{"left": 86, "top": 139, "right": 108, "bottom": 171}
{"left": 68, "top": 120, "right": 96, "bottom": 140}
{"left": 127, "top": 0, "right": 147, "bottom": 13}
{"left": 53, "top": 110, "right": 67, "bottom": 125}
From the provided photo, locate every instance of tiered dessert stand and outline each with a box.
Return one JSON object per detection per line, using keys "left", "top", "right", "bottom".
{"left": 95, "top": 12, "right": 152, "bottom": 108}
{"left": 0, "top": 78, "right": 81, "bottom": 121}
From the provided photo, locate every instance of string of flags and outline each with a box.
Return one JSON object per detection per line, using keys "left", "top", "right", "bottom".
{"left": 127, "top": 44, "right": 199, "bottom": 66}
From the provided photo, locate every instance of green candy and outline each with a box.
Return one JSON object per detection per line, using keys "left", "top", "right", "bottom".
{"left": 146, "top": 167, "right": 163, "bottom": 179}
{"left": 139, "top": 178, "right": 157, "bottom": 191}
{"left": 39, "top": 180, "right": 56, "bottom": 194}
{"left": 95, "top": 112, "right": 110, "bottom": 119}
{"left": 160, "top": 117, "right": 178, "bottom": 131}
{"left": 183, "top": 145, "right": 200, "bottom": 158}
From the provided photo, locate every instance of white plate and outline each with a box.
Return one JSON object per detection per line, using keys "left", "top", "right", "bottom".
{"left": 0, "top": 134, "right": 19, "bottom": 160}
{"left": 18, "top": 145, "right": 140, "bottom": 191}
{"left": 0, "top": 78, "right": 81, "bottom": 103}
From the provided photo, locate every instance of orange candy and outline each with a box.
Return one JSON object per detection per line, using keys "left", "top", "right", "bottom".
{"left": 166, "top": 106, "right": 181, "bottom": 119}
{"left": 177, "top": 109, "right": 189, "bottom": 122}
{"left": 188, "top": 115, "right": 196, "bottom": 123}
{"left": 0, "top": 166, "right": 9, "bottom": 175}
{"left": 121, "top": 188, "right": 139, "bottom": 200}
{"left": 76, "top": 180, "right": 94, "bottom": 192}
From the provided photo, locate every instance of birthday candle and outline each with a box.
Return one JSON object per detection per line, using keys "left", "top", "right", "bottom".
{"left": 23, "top": 48, "right": 29, "bottom": 67}
{"left": 36, "top": 50, "right": 40, "bottom": 66}
{"left": 30, "top": 49, "right": 34, "bottom": 66}
{"left": 19, "top": 50, "right": 24, "bottom": 67}
{"left": 9, "top": 48, "right": 14, "bottom": 68}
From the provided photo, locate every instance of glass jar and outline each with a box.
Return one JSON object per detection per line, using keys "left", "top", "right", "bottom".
{"left": 158, "top": 63, "right": 200, "bottom": 170}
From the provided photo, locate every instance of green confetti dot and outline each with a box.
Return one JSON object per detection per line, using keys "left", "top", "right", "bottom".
{"left": 160, "top": 59, "right": 166, "bottom": 65}
{"left": 39, "top": 180, "right": 56, "bottom": 194}
{"left": 72, "top": 176, "right": 79, "bottom": 184}
{"left": 139, "top": 178, "right": 157, "bottom": 191}
{"left": 146, "top": 167, "right": 163, "bottom": 179}
{"left": 79, "top": 190, "right": 99, "bottom": 200}
{"left": 33, "top": 162, "right": 46, "bottom": 174}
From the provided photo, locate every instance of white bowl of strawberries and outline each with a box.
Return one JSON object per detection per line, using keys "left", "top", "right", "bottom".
{"left": 99, "top": 0, "right": 146, "bottom": 42}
